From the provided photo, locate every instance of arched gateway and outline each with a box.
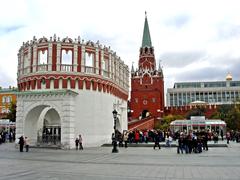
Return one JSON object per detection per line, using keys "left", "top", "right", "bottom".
{"left": 16, "top": 36, "right": 129, "bottom": 149}
{"left": 24, "top": 105, "right": 61, "bottom": 146}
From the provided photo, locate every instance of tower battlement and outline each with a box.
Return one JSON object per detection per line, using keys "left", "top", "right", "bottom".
{"left": 17, "top": 35, "right": 129, "bottom": 100}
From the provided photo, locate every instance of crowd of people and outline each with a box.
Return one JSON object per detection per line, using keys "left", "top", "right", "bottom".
{"left": 112, "top": 128, "right": 240, "bottom": 153}
{"left": 0, "top": 129, "right": 15, "bottom": 144}
{"left": 1, "top": 128, "right": 240, "bottom": 153}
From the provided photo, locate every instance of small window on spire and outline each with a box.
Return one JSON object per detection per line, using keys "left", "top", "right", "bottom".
{"left": 145, "top": 47, "right": 148, "bottom": 54}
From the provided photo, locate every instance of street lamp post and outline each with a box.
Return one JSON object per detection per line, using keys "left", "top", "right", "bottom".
{"left": 112, "top": 109, "right": 118, "bottom": 153}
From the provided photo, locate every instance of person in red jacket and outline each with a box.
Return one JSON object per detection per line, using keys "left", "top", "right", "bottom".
{"left": 134, "top": 130, "right": 140, "bottom": 144}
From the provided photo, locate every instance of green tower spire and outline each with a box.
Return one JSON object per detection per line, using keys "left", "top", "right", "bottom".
{"left": 141, "top": 12, "right": 152, "bottom": 47}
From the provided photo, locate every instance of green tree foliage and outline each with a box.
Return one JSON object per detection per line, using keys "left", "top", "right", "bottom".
{"left": 214, "top": 103, "right": 240, "bottom": 130}
{"left": 6, "top": 101, "right": 16, "bottom": 122}
{"left": 185, "top": 106, "right": 206, "bottom": 119}
{"left": 155, "top": 114, "right": 184, "bottom": 130}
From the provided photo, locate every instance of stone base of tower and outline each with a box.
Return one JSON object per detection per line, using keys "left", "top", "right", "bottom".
{"left": 16, "top": 89, "right": 128, "bottom": 149}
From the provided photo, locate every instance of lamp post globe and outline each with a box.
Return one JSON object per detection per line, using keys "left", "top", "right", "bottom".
{"left": 112, "top": 109, "right": 118, "bottom": 153}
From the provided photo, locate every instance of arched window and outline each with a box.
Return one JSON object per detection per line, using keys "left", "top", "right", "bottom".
{"left": 102, "top": 60, "right": 105, "bottom": 70}
{"left": 61, "top": 50, "right": 72, "bottom": 65}
{"left": 38, "top": 50, "right": 48, "bottom": 64}
{"left": 24, "top": 54, "right": 29, "bottom": 68}
{"left": 85, "top": 52, "right": 94, "bottom": 67}
{"left": 6, "top": 96, "right": 12, "bottom": 103}
{"left": 2, "top": 96, "right": 6, "bottom": 103}
{"left": 142, "top": 73, "right": 151, "bottom": 84}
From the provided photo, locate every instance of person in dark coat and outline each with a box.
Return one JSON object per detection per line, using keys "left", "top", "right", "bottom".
{"left": 177, "top": 136, "right": 184, "bottom": 154}
{"left": 19, "top": 136, "right": 24, "bottom": 152}
{"left": 153, "top": 131, "right": 161, "bottom": 149}
{"left": 75, "top": 137, "right": 79, "bottom": 150}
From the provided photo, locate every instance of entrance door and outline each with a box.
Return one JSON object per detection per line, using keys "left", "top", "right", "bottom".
{"left": 37, "top": 108, "right": 61, "bottom": 146}
{"left": 42, "top": 125, "right": 61, "bottom": 145}
{"left": 142, "top": 110, "right": 149, "bottom": 119}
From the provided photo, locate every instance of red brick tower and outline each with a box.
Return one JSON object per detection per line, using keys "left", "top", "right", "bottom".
{"left": 129, "top": 13, "right": 164, "bottom": 121}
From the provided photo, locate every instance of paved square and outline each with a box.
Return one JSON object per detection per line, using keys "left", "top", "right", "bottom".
{"left": 0, "top": 142, "right": 240, "bottom": 180}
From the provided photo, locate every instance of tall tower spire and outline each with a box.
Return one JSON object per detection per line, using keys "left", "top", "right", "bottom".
{"left": 142, "top": 11, "right": 152, "bottom": 47}
{"left": 129, "top": 12, "right": 164, "bottom": 125}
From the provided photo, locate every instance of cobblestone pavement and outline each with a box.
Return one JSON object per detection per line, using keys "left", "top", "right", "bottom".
{"left": 0, "top": 141, "right": 240, "bottom": 180}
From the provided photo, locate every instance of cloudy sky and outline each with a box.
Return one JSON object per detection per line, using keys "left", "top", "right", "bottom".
{"left": 1, "top": 0, "right": 240, "bottom": 93}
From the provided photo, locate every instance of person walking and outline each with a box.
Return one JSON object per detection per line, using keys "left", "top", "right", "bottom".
{"left": 220, "top": 129, "right": 224, "bottom": 141}
{"left": 177, "top": 136, "right": 184, "bottom": 154}
{"left": 75, "top": 137, "right": 79, "bottom": 150}
{"left": 226, "top": 131, "right": 230, "bottom": 144}
{"left": 24, "top": 137, "right": 30, "bottom": 152}
{"left": 153, "top": 131, "right": 161, "bottom": 150}
{"left": 123, "top": 131, "right": 129, "bottom": 148}
{"left": 19, "top": 136, "right": 24, "bottom": 152}
{"left": 79, "top": 134, "right": 83, "bottom": 150}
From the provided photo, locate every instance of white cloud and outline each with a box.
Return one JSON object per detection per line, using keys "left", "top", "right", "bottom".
{"left": 0, "top": 0, "right": 240, "bottom": 91}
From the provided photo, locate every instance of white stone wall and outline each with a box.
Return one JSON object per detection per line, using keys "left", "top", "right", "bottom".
{"left": 16, "top": 90, "right": 128, "bottom": 149}
{"left": 74, "top": 89, "right": 127, "bottom": 147}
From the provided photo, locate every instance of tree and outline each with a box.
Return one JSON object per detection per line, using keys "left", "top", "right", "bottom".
{"left": 6, "top": 101, "right": 16, "bottom": 122}
{"left": 214, "top": 103, "right": 240, "bottom": 130}
{"left": 226, "top": 104, "right": 240, "bottom": 130}
{"left": 185, "top": 105, "right": 206, "bottom": 119}
{"left": 155, "top": 114, "right": 184, "bottom": 130}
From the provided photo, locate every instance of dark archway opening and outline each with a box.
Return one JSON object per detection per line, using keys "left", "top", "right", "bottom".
{"left": 142, "top": 110, "right": 149, "bottom": 119}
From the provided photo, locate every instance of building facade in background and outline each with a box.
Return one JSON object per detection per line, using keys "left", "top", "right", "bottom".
{"left": 0, "top": 87, "right": 17, "bottom": 118}
{"left": 167, "top": 73, "right": 240, "bottom": 107}
{"left": 16, "top": 36, "right": 129, "bottom": 148}
{"left": 129, "top": 13, "right": 164, "bottom": 121}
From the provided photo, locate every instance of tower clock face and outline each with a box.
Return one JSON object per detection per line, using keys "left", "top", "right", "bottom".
{"left": 143, "top": 100, "right": 148, "bottom": 105}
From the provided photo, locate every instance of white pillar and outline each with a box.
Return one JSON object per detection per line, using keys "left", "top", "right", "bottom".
{"left": 81, "top": 45, "right": 85, "bottom": 72}
{"left": 95, "top": 48, "right": 99, "bottom": 74}
{"left": 48, "top": 43, "right": 53, "bottom": 71}
{"left": 61, "top": 95, "right": 75, "bottom": 149}
{"left": 16, "top": 96, "right": 24, "bottom": 138}
{"left": 73, "top": 44, "right": 78, "bottom": 72}
{"left": 109, "top": 53, "right": 112, "bottom": 78}
{"left": 32, "top": 45, "right": 37, "bottom": 72}
{"left": 56, "top": 43, "right": 61, "bottom": 71}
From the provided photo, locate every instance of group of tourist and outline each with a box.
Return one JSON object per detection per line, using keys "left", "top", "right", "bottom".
{"left": 112, "top": 128, "right": 240, "bottom": 153}
{"left": 17, "top": 135, "right": 30, "bottom": 152}
{"left": 176, "top": 131, "right": 208, "bottom": 154}
{"left": 0, "top": 129, "right": 15, "bottom": 144}
{"left": 113, "top": 129, "right": 174, "bottom": 148}
{"left": 75, "top": 134, "right": 83, "bottom": 150}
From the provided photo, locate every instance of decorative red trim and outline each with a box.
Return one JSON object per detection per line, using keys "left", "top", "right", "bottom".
{"left": 92, "top": 81, "right": 97, "bottom": 91}
{"left": 18, "top": 74, "right": 128, "bottom": 100}
{"left": 78, "top": 79, "right": 83, "bottom": 89}
{"left": 62, "top": 79, "right": 67, "bottom": 88}
{"left": 98, "top": 83, "right": 102, "bottom": 92}
{"left": 37, "top": 79, "right": 41, "bottom": 89}
{"left": 26, "top": 81, "right": 30, "bottom": 90}
{"left": 54, "top": 79, "right": 59, "bottom": 89}
{"left": 85, "top": 80, "right": 91, "bottom": 90}
{"left": 52, "top": 44, "right": 57, "bottom": 71}
{"left": 46, "top": 79, "right": 50, "bottom": 89}
{"left": 31, "top": 80, "right": 36, "bottom": 90}
{"left": 103, "top": 84, "right": 106, "bottom": 92}
{"left": 30, "top": 47, "right": 33, "bottom": 73}
{"left": 70, "top": 79, "right": 75, "bottom": 89}
{"left": 77, "top": 46, "right": 81, "bottom": 72}
{"left": 99, "top": 51, "right": 101, "bottom": 75}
